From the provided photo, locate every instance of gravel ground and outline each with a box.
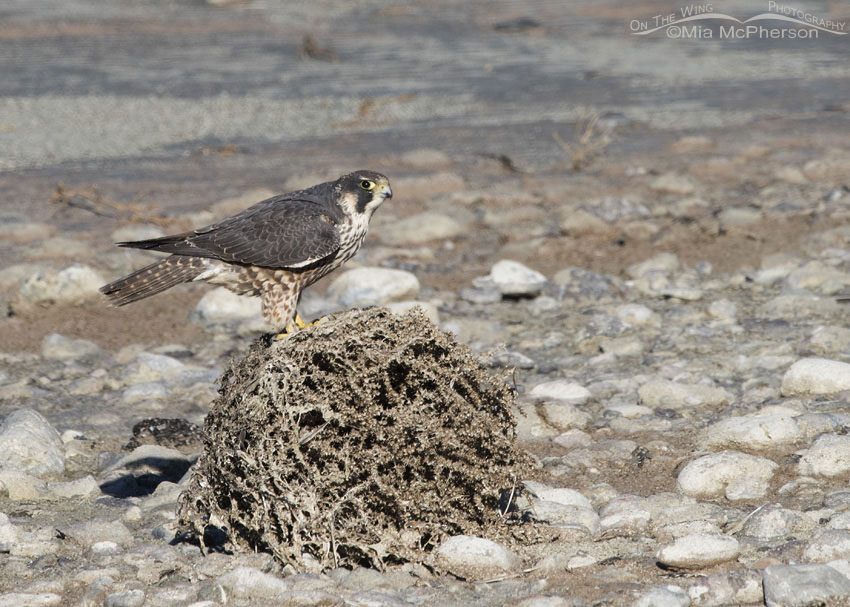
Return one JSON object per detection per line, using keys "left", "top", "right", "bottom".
{"left": 3, "top": 0, "right": 850, "bottom": 606}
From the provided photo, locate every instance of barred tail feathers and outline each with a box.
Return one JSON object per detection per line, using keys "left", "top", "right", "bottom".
{"left": 100, "top": 256, "right": 202, "bottom": 306}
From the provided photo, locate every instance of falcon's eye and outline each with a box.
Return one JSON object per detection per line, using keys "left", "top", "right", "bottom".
{"left": 360, "top": 180, "right": 375, "bottom": 191}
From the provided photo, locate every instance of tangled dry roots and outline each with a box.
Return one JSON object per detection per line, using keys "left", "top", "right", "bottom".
{"left": 178, "top": 308, "right": 531, "bottom": 570}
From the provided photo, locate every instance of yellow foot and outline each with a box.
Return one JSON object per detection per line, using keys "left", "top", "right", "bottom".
{"left": 273, "top": 321, "right": 298, "bottom": 340}
{"left": 272, "top": 315, "right": 323, "bottom": 340}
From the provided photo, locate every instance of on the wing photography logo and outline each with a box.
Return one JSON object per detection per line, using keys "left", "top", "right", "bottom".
{"left": 629, "top": 1, "right": 846, "bottom": 39}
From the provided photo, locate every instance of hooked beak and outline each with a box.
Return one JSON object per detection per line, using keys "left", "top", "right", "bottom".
{"left": 378, "top": 183, "right": 393, "bottom": 199}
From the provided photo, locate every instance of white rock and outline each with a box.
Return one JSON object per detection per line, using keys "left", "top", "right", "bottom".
{"left": 122, "top": 382, "right": 169, "bottom": 404}
{"left": 599, "top": 496, "right": 652, "bottom": 536}
{"left": 90, "top": 541, "right": 121, "bottom": 556}
{"left": 436, "top": 535, "right": 520, "bottom": 571}
{"left": 488, "top": 260, "right": 547, "bottom": 297}
{"left": 719, "top": 207, "right": 761, "bottom": 228}
{"left": 17, "top": 264, "right": 104, "bottom": 308}
{"left": 0, "top": 471, "right": 47, "bottom": 500}
{"left": 538, "top": 402, "right": 592, "bottom": 431}
{"left": 122, "top": 352, "right": 185, "bottom": 385}
{"left": 529, "top": 381, "right": 591, "bottom": 404}
{"left": 656, "top": 533, "right": 740, "bottom": 569}
{"left": 795, "top": 412, "right": 850, "bottom": 439}
{"left": 0, "top": 513, "right": 19, "bottom": 553}
{"left": 763, "top": 563, "right": 850, "bottom": 607}
{"left": 326, "top": 267, "right": 420, "bottom": 307}
{"left": 384, "top": 301, "right": 440, "bottom": 325}
{"left": 0, "top": 409, "right": 65, "bottom": 478}
{"left": 803, "top": 529, "right": 850, "bottom": 563}
{"left": 829, "top": 512, "right": 850, "bottom": 530}
{"left": 687, "top": 570, "right": 765, "bottom": 606}
{"left": 600, "top": 336, "right": 645, "bottom": 357}
{"left": 677, "top": 451, "right": 777, "bottom": 500}
{"left": 635, "top": 585, "right": 690, "bottom": 607}
{"left": 189, "top": 287, "right": 262, "bottom": 324}
{"left": 741, "top": 504, "right": 801, "bottom": 540}
{"left": 216, "top": 566, "right": 290, "bottom": 599}
{"left": 379, "top": 212, "right": 464, "bottom": 245}
{"left": 638, "top": 379, "right": 732, "bottom": 409}
{"left": 761, "top": 295, "right": 840, "bottom": 318}
{"left": 552, "top": 429, "right": 593, "bottom": 450}
{"left": 40, "top": 333, "right": 102, "bottom": 361}
{"left": 104, "top": 589, "right": 144, "bottom": 607}
{"left": 702, "top": 413, "right": 803, "bottom": 451}
{"left": 627, "top": 252, "right": 679, "bottom": 279}
{"left": 554, "top": 440, "right": 640, "bottom": 478}
{"left": 650, "top": 174, "right": 696, "bottom": 195}
{"left": 786, "top": 261, "right": 850, "bottom": 293}
{"left": 559, "top": 209, "right": 610, "bottom": 236}
{"left": 808, "top": 325, "right": 850, "bottom": 356}
{"left": 781, "top": 358, "right": 850, "bottom": 396}
{"left": 0, "top": 593, "right": 62, "bottom": 607}
{"left": 604, "top": 401, "right": 652, "bottom": 418}
{"left": 62, "top": 520, "right": 134, "bottom": 548}
{"left": 707, "top": 298, "right": 737, "bottom": 320}
{"left": 528, "top": 498, "right": 599, "bottom": 534}
{"left": 45, "top": 475, "right": 100, "bottom": 499}
{"left": 615, "top": 303, "right": 659, "bottom": 327}
{"left": 654, "top": 519, "right": 722, "bottom": 542}
{"left": 798, "top": 434, "right": 850, "bottom": 477}
{"left": 521, "top": 482, "right": 593, "bottom": 510}
{"left": 513, "top": 405, "right": 560, "bottom": 441}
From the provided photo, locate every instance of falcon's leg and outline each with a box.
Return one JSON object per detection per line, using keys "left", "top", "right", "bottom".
{"left": 261, "top": 284, "right": 300, "bottom": 338}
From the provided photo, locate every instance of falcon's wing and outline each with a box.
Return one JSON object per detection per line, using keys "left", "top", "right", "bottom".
{"left": 119, "top": 195, "right": 341, "bottom": 269}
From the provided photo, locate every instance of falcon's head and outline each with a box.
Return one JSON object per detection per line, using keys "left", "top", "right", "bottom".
{"left": 336, "top": 170, "right": 392, "bottom": 218}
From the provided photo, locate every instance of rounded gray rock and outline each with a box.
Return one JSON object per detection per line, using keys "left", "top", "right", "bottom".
{"left": 0, "top": 409, "right": 65, "bottom": 478}
{"left": 189, "top": 287, "right": 262, "bottom": 325}
{"left": 436, "top": 535, "right": 520, "bottom": 572}
{"left": 797, "top": 433, "right": 850, "bottom": 477}
{"left": 677, "top": 451, "right": 777, "bottom": 500}
{"left": 656, "top": 533, "right": 740, "bottom": 569}
{"left": 40, "top": 333, "right": 102, "bottom": 361}
{"left": 763, "top": 563, "right": 850, "bottom": 607}
{"left": 104, "top": 589, "right": 145, "bottom": 607}
{"left": 635, "top": 585, "right": 690, "bottom": 607}
{"left": 488, "top": 259, "right": 547, "bottom": 297}
{"left": 781, "top": 358, "right": 850, "bottom": 396}
{"left": 326, "top": 267, "right": 420, "bottom": 307}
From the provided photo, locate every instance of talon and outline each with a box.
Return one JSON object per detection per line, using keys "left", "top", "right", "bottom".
{"left": 274, "top": 321, "right": 298, "bottom": 339}
{"left": 295, "top": 314, "right": 308, "bottom": 329}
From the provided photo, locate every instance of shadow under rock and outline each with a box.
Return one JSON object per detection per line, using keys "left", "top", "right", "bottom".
{"left": 99, "top": 456, "right": 193, "bottom": 498}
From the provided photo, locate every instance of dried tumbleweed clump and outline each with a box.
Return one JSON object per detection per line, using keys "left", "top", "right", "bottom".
{"left": 178, "top": 308, "right": 531, "bottom": 569}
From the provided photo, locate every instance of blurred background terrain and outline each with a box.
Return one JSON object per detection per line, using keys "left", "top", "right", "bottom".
{"left": 2, "top": 0, "right": 849, "bottom": 348}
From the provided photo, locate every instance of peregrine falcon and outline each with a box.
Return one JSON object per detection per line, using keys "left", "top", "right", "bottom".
{"left": 100, "top": 170, "right": 392, "bottom": 333}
